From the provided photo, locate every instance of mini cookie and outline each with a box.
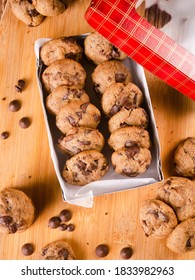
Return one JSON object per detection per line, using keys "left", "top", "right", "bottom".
{"left": 173, "top": 137, "right": 195, "bottom": 177}
{"left": 84, "top": 31, "right": 127, "bottom": 65}
{"left": 108, "top": 107, "right": 149, "bottom": 133}
{"left": 42, "top": 58, "right": 86, "bottom": 93}
{"left": 62, "top": 150, "right": 109, "bottom": 186}
{"left": 157, "top": 176, "right": 195, "bottom": 222}
{"left": 111, "top": 145, "right": 152, "bottom": 177}
{"left": 56, "top": 101, "right": 101, "bottom": 135}
{"left": 91, "top": 60, "right": 132, "bottom": 95}
{"left": 0, "top": 187, "right": 35, "bottom": 234}
{"left": 9, "top": 0, "right": 45, "bottom": 27}
{"left": 39, "top": 240, "right": 75, "bottom": 260}
{"left": 46, "top": 86, "right": 90, "bottom": 115}
{"left": 139, "top": 199, "right": 178, "bottom": 239}
{"left": 108, "top": 126, "right": 151, "bottom": 151}
{"left": 40, "top": 37, "right": 83, "bottom": 66}
{"left": 166, "top": 218, "right": 195, "bottom": 253}
{"left": 58, "top": 127, "right": 105, "bottom": 156}
{"left": 101, "top": 82, "right": 143, "bottom": 117}
{"left": 33, "top": 0, "right": 67, "bottom": 16}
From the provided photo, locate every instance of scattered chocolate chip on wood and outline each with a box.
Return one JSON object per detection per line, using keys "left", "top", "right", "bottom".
{"left": 66, "top": 223, "right": 75, "bottom": 232}
{"left": 59, "top": 209, "right": 72, "bottom": 222}
{"left": 21, "top": 243, "right": 34, "bottom": 256}
{"left": 120, "top": 246, "right": 133, "bottom": 259}
{"left": 15, "top": 79, "right": 25, "bottom": 92}
{"left": 1, "top": 131, "right": 9, "bottom": 139}
{"left": 9, "top": 100, "right": 21, "bottom": 112}
{"left": 48, "top": 216, "right": 61, "bottom": 229}
{"left": 19, "top": 117, "right": 31, "bottom": 129}
{"left": 95, "top": 244, "right": 109, "bottom": 258}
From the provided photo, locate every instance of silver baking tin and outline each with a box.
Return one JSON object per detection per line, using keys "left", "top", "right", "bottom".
{"left": 34, "top": 34, "right": 163, "bottom": 207}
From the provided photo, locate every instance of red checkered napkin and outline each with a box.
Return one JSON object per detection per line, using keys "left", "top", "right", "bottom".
{"left": 85, "top": 0, "right": 195, "bottom": 100}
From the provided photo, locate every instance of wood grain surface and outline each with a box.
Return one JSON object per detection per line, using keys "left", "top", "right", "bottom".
{"left": 0, "top": 0, "right": 195, "bottom": 260}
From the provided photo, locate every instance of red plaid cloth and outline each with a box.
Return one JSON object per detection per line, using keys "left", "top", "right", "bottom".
{"left": 85, "top": 0, "right": 195, "bottom": 100}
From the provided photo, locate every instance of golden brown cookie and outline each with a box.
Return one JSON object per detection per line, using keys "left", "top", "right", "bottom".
{"left": 166, "top": 218, "right": 195, "bottom": 253}
{"left": 108, "top": 126, "right": 151, "bottom": 151}
{"left": 101, "top": 82, "right": 143, "bottom": 117}
{"left": 62, "top": 150, "right": 109, "bottom": 186}
{"left": 139, "top": 199, "right": 178, "bottom": 239}
{"left": 57, "top": 127, "right": 105, "bottom": 156}
{"left": 39, "top": 240, "right": 75, "bottom": 260}
{"left": 92, "top": 60, "right": 132, "bottom": 95}
{"left": 173, "top": 137, "right": 195, "bottom": 177}
{"left": 46, "top": 86, "right": 90, "bottom": 115}
{"left": 84, "top": 31, "right": 127, "bottom": 65}
{"left": 42, "top": 58, "right": 86, "bottom": 93}
{"left": 157, "top": 176, "right": 195, "bottom": 222}
{"left": 9, "top": 0, "right": 45, "bottom": 27}
{"left": 40, "top": 37, "right": 83, "bottom": 66}
{"left": 33, "top": 0, "right": 68, "bottom": 16}
{"left": 108, "top": 107, "right": 149, "bottom": 133}
{"left": 0, "top": 187, "right": 35, "bottom": 234}
{"left": 56, "top": 101, "right": 101, "bottom": 135}
{"left": 111, "top": 145, "right": 152, "bottom": 177}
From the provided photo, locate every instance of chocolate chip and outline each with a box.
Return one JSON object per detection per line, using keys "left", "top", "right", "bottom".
{"left": 110, "top": 105, "right": 120, "bottom": 116}
{"left": 21, "top": 243, "right": 34, "bottom": 256}
{"left": 48, "top": 216, "right": 61, "bottom": 229}
{"left": 125, "top": 146, "right": 140, "bottom": 158}
{"left": 1, "top": 131, "right": 9, "bottom": 139}
{"left": 93, "top": 114, "right": 100, "bottom": 122}
{"left": 80, "top": 102, "right": 89, "bottom": 112}
{"left": 59, "top": 248, "right": 69, "bottom": 260}
{"left": 9, "top": 223, "right": 17, "bottom": 234}
{"left": 95, "top": 244, "right": 109, "bottom": 258}
{"left": 59, "top": 223, "right": 67, "bottom": 231}
{"left": 0, "top": 215, "right": 13, "bottom": 225}
{"left": 115, "top": 73, "right": 126, "bottom": 83}
{"left": 29, "top": 9, "right": 40, "bottom": 17}
{"left": 66, "top": 223, "right": 75, "bottom": 232}
{"left": 19, "top": 117, "right": 31, "bottom": 129}
{"left": 9, "top": 100, "right": 21, "bottom": 112}
{"left": 67, "top": 116, "right": 76, "bottom": 126}
{"left": 59, "top": 209, "right": 72, "bottom": 222}
{"left": 120, "top": 247, "right": 133, "bottom": 259}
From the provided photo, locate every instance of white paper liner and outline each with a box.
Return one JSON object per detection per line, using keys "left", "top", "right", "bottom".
{"left": 34, "top": 35, "right": 163, "bottom": 208}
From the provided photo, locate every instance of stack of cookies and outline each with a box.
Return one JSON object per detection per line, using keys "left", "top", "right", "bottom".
{"left": 9, "top": 0, "right": 70, "bottom": 27}
{"left": 40, "top": 36, "right": 109, "bottom": 186}
{"left": 85, "top": 32, "right": 152, "bottom": 177}
{"left": 139, "top": 176, "right": 195, "bottom": 254}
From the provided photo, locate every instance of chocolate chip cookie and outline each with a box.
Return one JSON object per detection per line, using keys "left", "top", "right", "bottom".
{"left": 33, "top": 0, "right": 67, "bottom": 16}
{"left": 62, "top": 150, "right": 109, "bottom": 186}
{"left": 84, "top": 31, "right": 127, "bottom": 65}
{"left": 173, "top": 137, "right": 195, "bottom": 177}
{"left": 56, "top": 101, "right": 101, "bottom": 135}
{"left": 46, "top": 86, "right": 90, "bottom": 115}
{"left": 40, "top": 37, "right": 83, "bottom": 66}
{"left": 42, "top": 58, "right": 86, "bottom": 93}
{"left": 10, "top": 0, "right": 45, "bottom": 27}
{"left": 111, "top": 145, "right": 152, "bottom": 177}
{"left": 157, "top": 176, "right": 195, "bottom": 222}
{"left": 0, "top": 187, "right": 35, "bottom": 234}
{"left": 39, "top": 240, "right": 76, "bottom": 260}
{"left": 139, "top": 199, "right": 178, "bottom": 239}
{"left": 108, "top": 107, "right": 149, "bottom": 133}
{"left": 91, "top": 60, "right": 132, "bottom": 95}
{"left": 101, "top": 82, "right": 143, "bottom": 117}
{"left": 166, "top": 218, "right": 195, "bottom": 253}
{"left": 108, "top": 126, "right": 151, "bottom": 151}
{"left": 58, "top": 127, "right": 105, "bottom": 156}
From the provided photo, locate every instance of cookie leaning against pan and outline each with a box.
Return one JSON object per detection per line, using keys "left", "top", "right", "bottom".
{"left": 56, "top": 101, "right": 101, "bottom": 135}
{"left": 84, "top": 31, "right": 127, "bottom": 65}
{"left": 42, "top": 58, "right": 86, "bottom": 93}
{"left": 40, "top": 37, "right": 83, "bottom": 66}
{"left": 62, "top": 150, "right": 109, "bottom": 186}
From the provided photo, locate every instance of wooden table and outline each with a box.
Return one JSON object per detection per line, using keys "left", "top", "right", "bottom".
{"left": 0, "top": 0, "right": 195, "bottom": 260}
